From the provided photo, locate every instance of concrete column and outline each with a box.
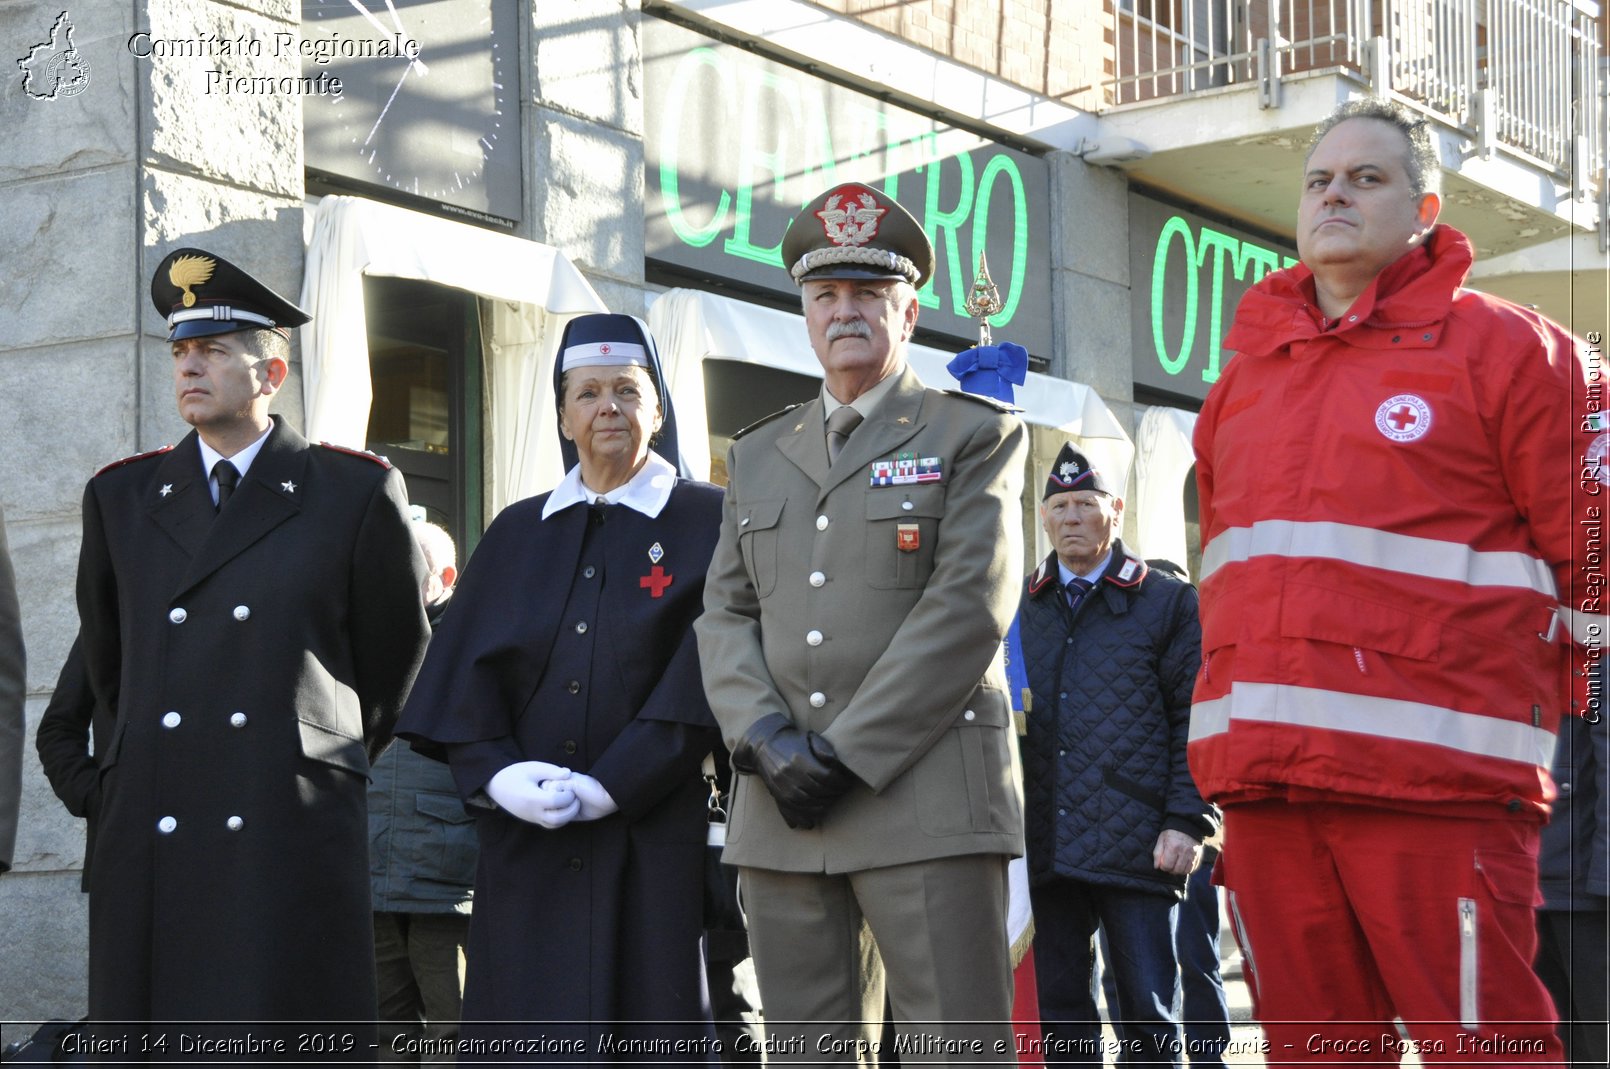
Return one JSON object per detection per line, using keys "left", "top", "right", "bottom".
{"left": 1047, "top": 150, "right": 1145, "bottom": 537}
{"left": 527, "top": 0, "right": 647, "bottom": 314}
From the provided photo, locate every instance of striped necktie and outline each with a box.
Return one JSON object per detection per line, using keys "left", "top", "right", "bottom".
{"left": 1065, "top": 576, "right": 1095, "bottom": 613}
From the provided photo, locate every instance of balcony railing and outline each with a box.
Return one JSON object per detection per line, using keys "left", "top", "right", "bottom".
{"left": 1104, "top": 0, "right": 1605, "bottom": 189}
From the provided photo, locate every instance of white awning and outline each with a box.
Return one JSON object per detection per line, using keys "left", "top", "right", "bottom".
{"left": 1133, "top": 406, "right": 1198, "bottom": 574}
{"left": 648, "top": 288, "right": 1134, "bottom": 484}
{"left": 300, "top": 196, "right": 606, "bottom": 512}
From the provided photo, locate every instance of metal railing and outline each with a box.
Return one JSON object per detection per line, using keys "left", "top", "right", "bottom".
{"left": 1104, "top": 0, "right": 1605, "bottom": 186}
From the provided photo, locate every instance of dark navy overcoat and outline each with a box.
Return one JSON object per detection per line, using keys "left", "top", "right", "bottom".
{"left": 75, "top": 417, "right": 430, "bottom": 1038}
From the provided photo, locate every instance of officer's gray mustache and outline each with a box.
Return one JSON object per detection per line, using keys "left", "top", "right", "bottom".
{"left": 826, "top": 321, "right": 872, "bottom": 341}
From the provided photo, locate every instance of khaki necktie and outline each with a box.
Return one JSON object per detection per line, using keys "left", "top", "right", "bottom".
{"left": 825, "top": 406, "right": 864, "bottom": 465}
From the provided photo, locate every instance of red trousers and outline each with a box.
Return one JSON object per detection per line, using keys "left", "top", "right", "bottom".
{"left": 1221, "top": 800, "right": 1562, "bottom": 1065}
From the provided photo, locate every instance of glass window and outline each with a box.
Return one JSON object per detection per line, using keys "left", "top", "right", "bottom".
{"left": 363, "top": 275, "right": 485, "bottom": 557}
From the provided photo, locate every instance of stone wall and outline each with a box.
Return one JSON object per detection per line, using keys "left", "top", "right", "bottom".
{"left": 1, "top": 0, "right": 306, "bottom": 1026}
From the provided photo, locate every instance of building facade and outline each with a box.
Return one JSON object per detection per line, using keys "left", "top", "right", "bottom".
{"left": 1, "top": 0, "right": 1600, "bottom": 1026}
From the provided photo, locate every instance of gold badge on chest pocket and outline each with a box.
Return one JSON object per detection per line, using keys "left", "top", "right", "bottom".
{"left": 896, "top": 523, "right": 920, "bottom": 552}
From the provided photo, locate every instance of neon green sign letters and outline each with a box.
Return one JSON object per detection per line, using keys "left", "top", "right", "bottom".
{"left": 1150, "top": 214, "right": 1296, "bottom": 385}
{"left": 656, "top": 45, "right": 1031, "bottom": 329}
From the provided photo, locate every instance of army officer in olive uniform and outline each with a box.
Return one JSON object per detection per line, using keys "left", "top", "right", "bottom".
{"left": 696, "top": 182, "right": 1028, "bottom": 1061}
{"left": 74, "top": 249, "right": 430, "bottom": 1052}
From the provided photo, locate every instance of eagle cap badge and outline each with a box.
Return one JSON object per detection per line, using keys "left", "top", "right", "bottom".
{"left": 817, "top": 186, "right": 886, "bottom": 248}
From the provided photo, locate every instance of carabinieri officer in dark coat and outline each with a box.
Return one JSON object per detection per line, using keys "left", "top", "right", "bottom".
{"left": 74, "top": 249, "right": 431, "bottom": 1058}
{"left": 397, "top": 313, "right": 722, "bottom": 1063}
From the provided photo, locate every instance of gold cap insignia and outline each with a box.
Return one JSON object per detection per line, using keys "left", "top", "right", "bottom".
{"left": 168, "top": 255, "right": 216, "bottom": 308}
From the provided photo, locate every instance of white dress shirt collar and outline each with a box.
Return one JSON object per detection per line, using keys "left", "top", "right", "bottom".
{"left": 541, "top": 450, "right": 679, "bottom": 520}
{"left": 198, "top": 424, "right": 273, "bottom": 504}
{"left": 1055, "top": 549, "right": 1112, "bottom": 590}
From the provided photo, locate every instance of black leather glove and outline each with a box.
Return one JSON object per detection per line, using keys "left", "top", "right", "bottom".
{"left": 731, "top": 713, "right": 858, "bottom": 829}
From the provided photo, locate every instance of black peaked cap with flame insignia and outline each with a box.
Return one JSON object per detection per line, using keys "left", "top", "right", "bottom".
{"left": 151, "top": 247, "right": 311, "bottom": 341}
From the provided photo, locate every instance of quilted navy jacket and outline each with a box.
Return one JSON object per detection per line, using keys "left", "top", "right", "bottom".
{"left": 1019, "top": 541, "right": 1217, "bottom": 898}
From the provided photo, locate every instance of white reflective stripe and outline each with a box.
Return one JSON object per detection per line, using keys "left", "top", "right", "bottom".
{"left": 1201, "top": 520, "right": 1556, "bottom": 596}
{"left": 1561, "top": 605, "right": 1608, "bottom": 646}
{"left": 1189, "top": 696, "right": 1232, "bottom": 742}
{"left": 1188, "top": 683, "right": 1555, "bottom": 768}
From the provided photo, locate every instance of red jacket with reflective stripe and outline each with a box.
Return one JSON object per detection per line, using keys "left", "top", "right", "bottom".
{"left": 1188, "top": 226, "right": 1593, "bottom": 816}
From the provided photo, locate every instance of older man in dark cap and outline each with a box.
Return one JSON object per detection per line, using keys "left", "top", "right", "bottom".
{"left": 697, "top": 182, "right": 1028, "bottom": 1060}
{"left": 72, "top": 248, "right": 430, "bottom": 1050}
{"left": 1019, "top": 443, "right": 1217, "bottom": 1067}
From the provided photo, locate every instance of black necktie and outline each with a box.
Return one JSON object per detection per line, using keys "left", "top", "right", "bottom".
{"left": 1065, "top": 576, "right": 1094, "bottom": 614}
{"left": 826, "top": 407, "right": 864, "bottom": 465}
{"left": 213, "top": 461, "right": 239, "bottom": 512}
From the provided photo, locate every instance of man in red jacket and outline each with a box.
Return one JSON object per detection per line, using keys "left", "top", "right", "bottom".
{"left": 1191, "top": 98, "right": 1598, "bottom": 1058}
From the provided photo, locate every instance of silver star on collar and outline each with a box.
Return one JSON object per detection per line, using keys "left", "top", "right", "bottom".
{"left": 281, "top": 480, "right": 297, "bottom": 493}
{"left": 159, "top": 484, "right": 173, "bottom": 497}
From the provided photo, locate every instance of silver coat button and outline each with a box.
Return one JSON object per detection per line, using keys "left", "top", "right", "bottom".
{"left": 161, "top": 711, "right": 181, "bottom": 729}
{"left": 901, "top": 500, "right": 914, "bottom": 511}
{"left": 575, "top": 621, "right": 588, "bottom": 634}
{"left": 233, "top": 605, "right": 251, "bottom": 621}
{"left": 226, "top": 816, "right": 244, "bottom": 831}
{"left": 230, "top": 712, "right": 248, "bottom": 728}
{"left": 809, "top": 692, "right": 827, "bottom": 708}
{"left": 169, "top": 607, "right": 187, "bottom": 624}
{"left": 806, "top": 630, "right": 823, "bottom": 646}
{"left": 963, "top": 710, "right": 976, "bottom": 721}
{"left": 816, "top": 515, "right": 829, "bottom": 530}
{"left": 157, "top": 816, "right": 177, "bottom": 834}
{"left": 809, "top": 571, "right": 825, "bottom": 587}
{"left": 740, "top": 517, "right": 751, "bottom": 527}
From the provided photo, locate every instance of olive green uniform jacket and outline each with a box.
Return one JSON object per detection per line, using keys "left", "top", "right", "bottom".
{"left": 697, "top": 365, "right": 1028, "bottom": 873}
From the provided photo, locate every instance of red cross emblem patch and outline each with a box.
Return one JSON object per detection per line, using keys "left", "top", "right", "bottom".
{"left": 1374, "top": 393, "right": 1432, "bottom": 443}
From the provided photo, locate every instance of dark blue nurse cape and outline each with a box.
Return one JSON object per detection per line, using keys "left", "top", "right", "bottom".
{"left": 396, "top": 478, "right": 724, "bottom": 1063}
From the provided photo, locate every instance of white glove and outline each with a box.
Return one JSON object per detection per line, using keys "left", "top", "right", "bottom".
{"left": 568, "top": 773, "right": 619, "bottom": 821}
{"left": 487, "top": 762, "right": 579, "bottom": 829}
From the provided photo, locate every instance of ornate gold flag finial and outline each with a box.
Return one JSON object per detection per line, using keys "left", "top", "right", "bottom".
{"left": 168, "top": 254, "right": 216, "bottom": 308}
{"left": 963, "top": 251, "right": 1002, "bottom": 346}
